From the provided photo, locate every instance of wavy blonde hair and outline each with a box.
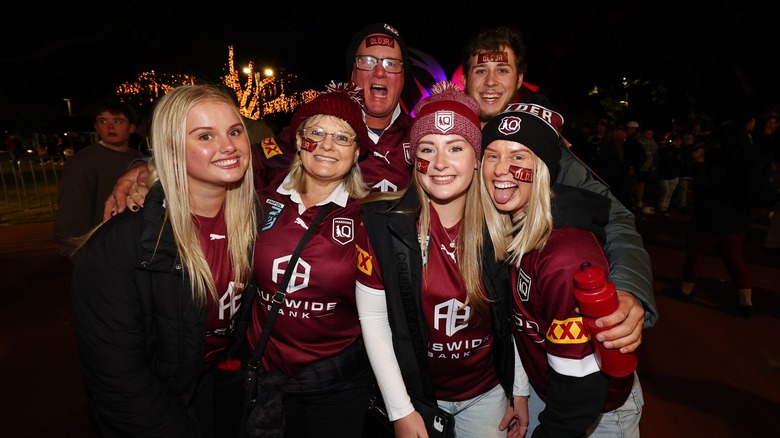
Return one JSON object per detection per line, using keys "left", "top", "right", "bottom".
{"left": 482, "top": 154, "right": 554, "bottom": 267}
{"left": 148, "top": 84, "right": 257, "bottom": 309}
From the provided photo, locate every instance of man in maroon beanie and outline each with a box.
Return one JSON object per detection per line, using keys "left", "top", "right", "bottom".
{"left": 248, "top": 22, "right": 415, "bottom": 193}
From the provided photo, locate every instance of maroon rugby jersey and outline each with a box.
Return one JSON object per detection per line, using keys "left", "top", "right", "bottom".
{"left": 194, "top": 208, "right": 241, "bottom": 368}
{"left": 510, "top": 226, "right": 633, "bottom": 411}
{"left": 247, "top": 174, "right": 365, "bottom": 376}
{"left": 251, "top": 111, "right": 413, "bottom": 193}
{"left": 356, "top": 205, "right": 498, "bottom": 401}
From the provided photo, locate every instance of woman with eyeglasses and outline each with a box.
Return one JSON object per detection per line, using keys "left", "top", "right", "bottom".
{"left": 232, "top": 81, "right": 374, "bottom": 437}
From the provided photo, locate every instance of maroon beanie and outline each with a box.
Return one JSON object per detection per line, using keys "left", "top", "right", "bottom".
{"left": 481, "top": 102, "right": 564, "bottom": 182}
{"left": 290, "top": 81, "right": 370, "bottom": 155}
{"left": 410, "top": 81, "right": 482, "bottom": 157}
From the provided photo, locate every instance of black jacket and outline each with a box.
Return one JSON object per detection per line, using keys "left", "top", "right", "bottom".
{"left": 72, "top": 184, "right": 214, "bottom": 437}
{"left": 360, "top": 188, "right": 515, "bottom": 404}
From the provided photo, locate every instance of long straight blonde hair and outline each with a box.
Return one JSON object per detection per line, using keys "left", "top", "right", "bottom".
{"left": 365, "top": 163, "right": 490, "bottom": 317}
{"left": 481, "top": 154, "right": 554, "bottom": 267}
{"left": 148, "top": 84, "right": 257, "bottom": 309}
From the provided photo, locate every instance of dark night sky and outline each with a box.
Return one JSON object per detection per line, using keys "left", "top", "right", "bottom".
{"left": 2, "top": 1, "right": 779, "bottom": 133}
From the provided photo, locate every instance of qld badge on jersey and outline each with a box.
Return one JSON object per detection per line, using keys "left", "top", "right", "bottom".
{"left": 332, "top": 218, "right": 354, "bottom": 245}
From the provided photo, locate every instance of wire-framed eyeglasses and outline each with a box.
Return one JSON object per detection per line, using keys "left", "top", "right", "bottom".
{"left": 300, "top": 128, "right": 357, "bottom": 147}
{"left": 354, "top": 55, "right": 404, "bottom": 74}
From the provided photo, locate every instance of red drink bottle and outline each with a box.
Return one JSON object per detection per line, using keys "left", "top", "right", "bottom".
{"left": 573, "top": 262, "right": 638, "bottom": 377}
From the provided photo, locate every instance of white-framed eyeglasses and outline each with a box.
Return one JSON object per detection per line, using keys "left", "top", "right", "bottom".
{"left": 300, "top": 128, "right": 356, "bottom": 147}
{"left": 354, "top": 55, "right": 404, "bottom": 74}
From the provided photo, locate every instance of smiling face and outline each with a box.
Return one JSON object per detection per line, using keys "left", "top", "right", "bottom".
{"left": 462, "top": 45, "right": 524, "bottom": 125}
{"left": 185, "top": 100, "right": 250, "bottom": 197}
{"left": 298, "top": 115, "right": 360, "bottom": 186}
{"left": 481, "top": 139, "right": 537, "bottom": 213}
{"left": 415, "top": 133, "right": 477, "bottom": 208}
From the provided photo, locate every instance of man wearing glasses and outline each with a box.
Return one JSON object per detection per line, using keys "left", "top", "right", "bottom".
{"left": 251, "top": 23, "right": 414, "bottom": 194}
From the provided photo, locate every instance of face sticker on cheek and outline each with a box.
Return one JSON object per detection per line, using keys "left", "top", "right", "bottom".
{"left": 415, "top": 157, "right": 430, "bottom": 174}
{"left": 477, "top": 51, "right": 509, "bottom": 64}
{"left": 509, "top": 165, "right": 534, "bottom": 183}
{"left": 301, "top": 138, "right": 318, "bottom": 152}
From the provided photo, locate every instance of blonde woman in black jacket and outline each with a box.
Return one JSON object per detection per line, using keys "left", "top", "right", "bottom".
{"left": 71, "top": 84, "right": 257, "bottom": 437}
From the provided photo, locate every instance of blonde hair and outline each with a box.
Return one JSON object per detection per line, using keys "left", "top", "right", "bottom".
{"left": 147, "top": 84, "right": 257, "bottom": 308}
{"left": 482, "top": 154, "right": 554, "bottom": 267}
{"left": 284, "top": 114, "right": 368, "bottom": 199}
{"left": 366, "top": 162, "right": 490, "bottom": 317}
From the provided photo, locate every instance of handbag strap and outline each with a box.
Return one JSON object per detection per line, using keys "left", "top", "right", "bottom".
{"left": 247, "top": 202, "right": 333, "bottom": 369}
{"left": 391, "top": 235, "right": 438, "bottom": 402}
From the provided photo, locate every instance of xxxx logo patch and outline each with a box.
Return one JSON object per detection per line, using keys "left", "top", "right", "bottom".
{"left": 546, "top": 317, "right": 589, "bottom": 344}
{"left": 261, "top": 138, "right": 283, "bottom": 159}
{"left": 356, "top": 244, "right": 372, "bottom": 276}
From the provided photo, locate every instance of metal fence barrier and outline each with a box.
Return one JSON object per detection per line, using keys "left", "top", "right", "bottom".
{"left": 0, "top": 151, "right": 63, "bottom": 224}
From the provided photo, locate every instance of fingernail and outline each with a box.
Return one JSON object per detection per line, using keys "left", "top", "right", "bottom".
{"left": 130, "top": 206, "right": 139, "bottom": 212}
{"left": 111, "top": 210, "right": 117, "bottom": 216}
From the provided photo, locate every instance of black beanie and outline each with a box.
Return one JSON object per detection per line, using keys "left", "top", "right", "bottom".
{"left": 481, "top": 103, "right": 564, "bottom": 183}
{"left": 345, "top": 23, "right": 410, "bottom": 81}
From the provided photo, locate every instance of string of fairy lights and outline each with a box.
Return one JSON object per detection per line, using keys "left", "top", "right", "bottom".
{"left": 116, "top": 46, "right": 318, "bottom": 120}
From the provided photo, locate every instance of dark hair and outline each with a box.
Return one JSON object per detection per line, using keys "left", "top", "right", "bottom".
{"left": 93, "top": 99, "right": 138, "bottom": 125}
{"left": 461, "top": 26, "right": 527, "bottom": 77}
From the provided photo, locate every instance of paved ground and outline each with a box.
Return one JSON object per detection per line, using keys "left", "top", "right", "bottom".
{"left": 1, "top": 205, "right": 779, "bottom": 437}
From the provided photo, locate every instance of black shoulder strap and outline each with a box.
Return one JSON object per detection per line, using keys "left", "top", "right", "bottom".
{"left": 247, "top": 202, "right": 333, "bottom": 369}
{"left": 391, "top": 236, "right": 438, "bottom": 402}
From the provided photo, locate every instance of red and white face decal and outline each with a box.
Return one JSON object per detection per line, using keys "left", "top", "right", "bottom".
{"left": 477, "top": 51, "right": 508, "bottom": 64}
{"left": 415, "top": 157, "right": 430, "bottom": 174}
{"left": 365, "top": 35, "right": 395, "bottom": 49}
{"left": 301, "top": 138, "right": 318, "bottom": 152}
{"left": 509, "top": 165, "right": 534, "bottom": 183}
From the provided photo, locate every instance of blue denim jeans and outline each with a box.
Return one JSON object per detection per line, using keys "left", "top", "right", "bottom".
{"left": 528, "top": 372, "right": 644, "bottom": 437}
{"left": 437, "top": 383, "right": 508, "bottom": 438}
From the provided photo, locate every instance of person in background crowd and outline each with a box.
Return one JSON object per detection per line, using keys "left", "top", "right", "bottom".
{"left": 481, "top": 104, "right": 643, "bottom": 437}
{"left": 54, "top": 99, "right": 143, "bottom": 256}
{"left": 634, "top": 127, "right": 659, "bottom": 215}
{"left": 655, "top": 133, "right": 684, "bottom": 217}
{"left": 664, "top": 111, "right": 762, "bottom": 318}
{"left": 759, "top": 112, "right": 780, "bottom": 254}
{"left": 357, "top": 82, "right": 529, "bottom": 437}
{"left": 460, "top": 24, "right": 654, "bottom": 433}
{"left": 233, "top": 82, "right": 374, "bottom": 437}
{"left": 4, "top": 132, "right": 22, "bottom": 173}
{"left": 71, "top": 84, "right": 256, "bottom": 436}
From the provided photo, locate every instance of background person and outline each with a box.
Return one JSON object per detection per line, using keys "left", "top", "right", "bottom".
{"left": 54, "top": 99, "right": 143, "bottom": 256}
{"left": 71, "top": 84, "right": 256, "bottom": 437}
